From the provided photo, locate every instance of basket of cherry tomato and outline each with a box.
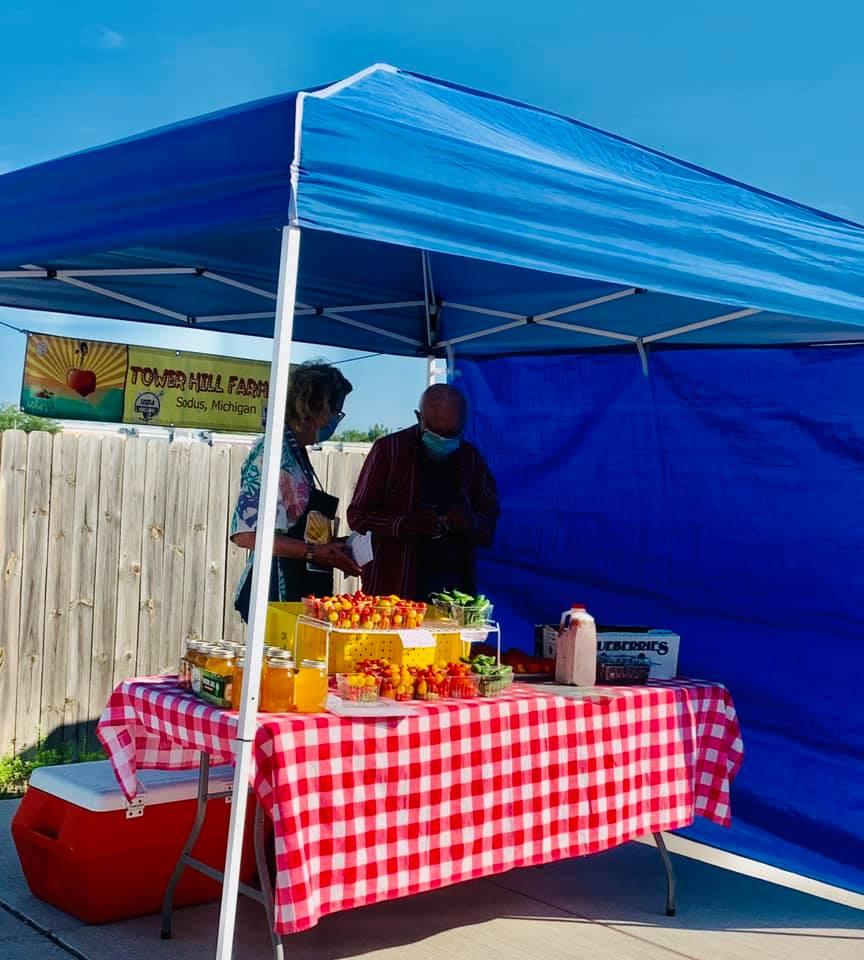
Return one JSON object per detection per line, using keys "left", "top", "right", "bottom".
{"left": 303, "top": 592, "right": 427, "bottom": 630}
{"left": 348, "top": 655, "right": 514, "bottom": 700}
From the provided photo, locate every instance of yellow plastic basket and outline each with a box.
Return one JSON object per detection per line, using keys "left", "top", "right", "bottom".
{"left": 331, "top": 632, "right": 435, "bottom": 673}
{"left": 266, "top": 602, "right": 324, "bottom": 658}
{"left": 433, "top": 632, "right": 471, "bottom": 664}
{"left": 291, "top": 619, "right": 473, "bottom": 674}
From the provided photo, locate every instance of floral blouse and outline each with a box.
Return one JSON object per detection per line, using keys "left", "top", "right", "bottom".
{"left": 231, "top": 432, "right": 312, "bottom": 603}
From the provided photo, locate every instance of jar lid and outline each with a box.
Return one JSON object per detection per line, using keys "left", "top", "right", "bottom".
{"left": 266, "top": 657, "right": 294, "bottom": 669}
{"left": 186, "top": 640, "right": 201, "bottom": 651}
{"left": 209, "top": 646, "right": 235, "bottom": 659}
{"left": 300, "top": 659, "right": 326, "bottom": 669}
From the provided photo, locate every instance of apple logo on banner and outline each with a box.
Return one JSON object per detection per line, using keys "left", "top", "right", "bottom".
{"left": 67, "top": 340, "right": 97, "bottom": 398}
{"left": 67, "top": 368, "right": 97, "bottom": 397}
{"left": 134, "top": 392, "right": 161, "bottom": 421}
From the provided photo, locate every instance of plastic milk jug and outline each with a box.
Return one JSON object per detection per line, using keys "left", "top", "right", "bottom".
{"left": 555, "top": 604, "right": 597, "bottom": 686}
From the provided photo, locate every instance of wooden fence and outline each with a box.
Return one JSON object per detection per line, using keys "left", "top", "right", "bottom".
{"left": 0, "top": 429, "right": 368, "bottom": 757}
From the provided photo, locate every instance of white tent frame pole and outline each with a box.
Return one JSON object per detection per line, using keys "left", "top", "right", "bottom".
{"left": 442, "top": 301, "right": 525, "bottom": 321}
{"left": 56, "top": 275, "right": 189, "bottom": 322}
{"left": 643, "top": 308, "right": 761, "bottom": 343}
{"left": 214, "top": 225, "right": 302, "bottom": 960}
{"left": 0, "top": 267, "right": 423, "bottom": 335}
{"left": 439, "top": 319, "right": 526, "bottom": 347}
{"left": 438, "top": 316, "right": 638, "bottom": 349}
{"left": 201, "top": 271, "right": 278, "bottom": 300}
{"left": 326, "top": 299, "right": 425, "bottom": 313}
{"left": 196, "top": 311, "right": 278, "bottom": 324}
{"left": 59, "top": 267, "right": 197, "bottom": 278}
{"left": 0, "top": 267, "right": 198, "bottom": 279}
{"left": 322, "top": 310, "right": 424, "bottom": 346}
{"left": 438, "top": 288, "right": 642, "bottom": 347}
{"left": 535, "top": 318, "right": 637, "bottom": 342}
{"left": 533, "top": 287, "right": 639, "bottom": 320}
{"left": 421, "top": 251, "right": 434, "bottom": 349}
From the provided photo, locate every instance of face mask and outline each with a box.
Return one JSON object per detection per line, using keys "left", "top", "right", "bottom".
{"left": 315, "top": 413, "right": 342, "bottom": 444}
{"left": 421, "top": 429, "right": 461, "bottom": 460}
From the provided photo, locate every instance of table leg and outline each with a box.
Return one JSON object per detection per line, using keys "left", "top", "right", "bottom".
{"left": 254, "top": 802, "right": 285, "bottom": 960}
{"left": 156, "top": 750, "right": 281, "bottom": 956}
{"left": 652, "top": 832, "right": 677, "bottom": 916}
{"left": 161, "top": 752, "right": 211, "bottom": 938}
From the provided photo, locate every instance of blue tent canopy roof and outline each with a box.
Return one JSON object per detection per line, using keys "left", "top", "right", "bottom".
{"left": 1, "top": 63, "right": 863, "bottom": 357}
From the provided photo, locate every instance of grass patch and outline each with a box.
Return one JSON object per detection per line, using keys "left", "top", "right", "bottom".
{"left": 0, "top": 745, "right": 105, "bottom": 799}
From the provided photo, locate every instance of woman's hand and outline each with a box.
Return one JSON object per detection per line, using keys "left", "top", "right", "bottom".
{"left": 311, "top": 542, "right": 362, "bottom": 576}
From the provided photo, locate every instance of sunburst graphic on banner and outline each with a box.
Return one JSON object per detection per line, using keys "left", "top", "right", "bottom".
{"left": 25, "top": 334, "right": 128, "bottom": 397}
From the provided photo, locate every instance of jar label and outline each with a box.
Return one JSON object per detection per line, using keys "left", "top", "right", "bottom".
{"left": 191, "top": 665, "right": 203, "bottom": 694}
{"left": 200, "top": 670, "right": 232, "bottom": 707}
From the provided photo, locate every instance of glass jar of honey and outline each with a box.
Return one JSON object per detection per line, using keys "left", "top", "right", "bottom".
{"left": 180, "top": 640, "right": 200, "bottom": 688}
{"left": 230, "top": 656, "right": 245, "bottom": 711}
{"left": 261, "top": 651, "right": 295, "bottom": 713}
{"left": 294, "top": 659, "right": 328, "bottom": 714}
{"left": 190, "top": 643, "right": 215, "bottom": 695}
{"left": 200, "top": 646, "right": 235, "bottom": 708}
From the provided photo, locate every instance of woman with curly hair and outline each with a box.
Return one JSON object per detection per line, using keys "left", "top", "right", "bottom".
{"left": 230, "top": 361, "right": 361, "bottom": 621}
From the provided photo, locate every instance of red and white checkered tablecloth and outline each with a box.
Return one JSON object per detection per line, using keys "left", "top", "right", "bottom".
{"left": 97, "top": 678, "right": 743, "bottom": 934}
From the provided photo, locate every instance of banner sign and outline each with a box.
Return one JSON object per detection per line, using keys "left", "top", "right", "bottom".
{"left": 21, "top": 332, "right": 283, "bottom": 433}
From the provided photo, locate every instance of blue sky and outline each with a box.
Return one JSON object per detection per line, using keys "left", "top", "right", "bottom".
{"left": 2, "top": 1, "right": 863, "bottom": 430}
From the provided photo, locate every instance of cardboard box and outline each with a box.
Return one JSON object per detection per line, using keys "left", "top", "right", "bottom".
{"left": 535, "top": 624, "right": 560, "bottom": 661}
{"left": 596, "top": 630, "right": 680, "bottom": 680}
{"left": 535, "top": 625, "right": 680, "bottom": 680}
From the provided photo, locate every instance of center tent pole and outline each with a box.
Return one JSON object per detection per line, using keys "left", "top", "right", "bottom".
{"left": 215, "top": 225, "right": 302, "bottom": 960}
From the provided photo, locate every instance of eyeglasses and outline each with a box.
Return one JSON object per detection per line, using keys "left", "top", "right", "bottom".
{"left": 415, "top": 410, "right": 462, "bottom": 439}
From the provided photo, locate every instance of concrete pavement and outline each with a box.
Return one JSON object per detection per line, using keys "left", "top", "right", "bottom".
{"left": 2, "top": 798, "right": 862, "bottom": 960}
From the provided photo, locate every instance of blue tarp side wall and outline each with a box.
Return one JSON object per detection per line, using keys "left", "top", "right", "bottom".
{"left": 459, "top": 346, "right": 864, "bottom": 894}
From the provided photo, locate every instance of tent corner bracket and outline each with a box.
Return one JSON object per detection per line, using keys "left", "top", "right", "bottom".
{"left": 636, "top": 337, "right": 649, "bottom": 376}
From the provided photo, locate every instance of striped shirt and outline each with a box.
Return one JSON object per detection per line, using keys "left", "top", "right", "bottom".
{"left": 347, "top": 426, "right": 499, "bottom": 598}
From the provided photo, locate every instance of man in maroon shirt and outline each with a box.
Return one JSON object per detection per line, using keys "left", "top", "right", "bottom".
{"left": 347, "top": 384, "right": 499, "bottom": 600}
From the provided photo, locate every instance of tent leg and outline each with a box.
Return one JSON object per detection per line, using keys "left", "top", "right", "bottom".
{"left": 214, "top": 225, "right": 302, "bottom": 960}
{"left": 653, "top": 832, "right": 677, "bottom": 916}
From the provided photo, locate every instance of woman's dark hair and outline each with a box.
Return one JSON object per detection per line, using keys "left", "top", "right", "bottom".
{"left": 285, "top": 361, "right": 352, "bottom": 425}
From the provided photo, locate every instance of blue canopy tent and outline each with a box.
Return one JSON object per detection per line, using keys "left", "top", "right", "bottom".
{"left": 2, "top": 63, "right": 862, "bottom": 955}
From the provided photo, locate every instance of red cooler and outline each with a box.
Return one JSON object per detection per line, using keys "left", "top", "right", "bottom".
{"left": 12, "top": 760, "right": 256, "bottom": 923}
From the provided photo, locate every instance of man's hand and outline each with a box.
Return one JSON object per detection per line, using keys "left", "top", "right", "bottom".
{"left": 401, "top": 508, "right": 443, "bottom": 538}
{"left": 310, "top": 542, "right": 362, "bottom": 576}
{"left": 445, "top": 506, "right": 475, "bottom": 532}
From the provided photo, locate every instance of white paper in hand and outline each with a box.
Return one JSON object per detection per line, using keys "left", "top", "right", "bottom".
{"left": 346, "top": 531, "right": 374, "bottom": 567}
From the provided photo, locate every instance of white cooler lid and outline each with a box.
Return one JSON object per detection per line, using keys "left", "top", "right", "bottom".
{"left": 29, "top": 760, "right": 236, "bottom": 812}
